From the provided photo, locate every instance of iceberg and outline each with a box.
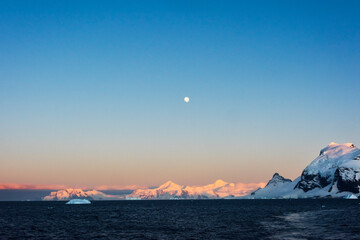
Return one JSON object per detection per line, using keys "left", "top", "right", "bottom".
{"left": 66, "top": 199, "right": 91, "bottom": 204}
{"left": 125, "top": 197, "right": 141, "bottom": 200}
{"left": 343, "top": 194, "right": 358, "bottom": 199}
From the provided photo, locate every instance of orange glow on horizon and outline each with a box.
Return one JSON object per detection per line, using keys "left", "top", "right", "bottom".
{"left": 0, "top": 181, "right": 266, "bottom": 192}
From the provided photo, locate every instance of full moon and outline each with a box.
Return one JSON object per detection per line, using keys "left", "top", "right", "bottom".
{"left": 184, "top": 97, "right": 190, "bottom": 103}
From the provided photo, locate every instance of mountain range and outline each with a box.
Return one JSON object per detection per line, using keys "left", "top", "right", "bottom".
{"left": 42, "top": 189, "right": 123, "bottom": 200}
{"left": 43, "top": 180, "right": 265, "bottom": 200}
{"left": 125, "top": 179, "right": 265, "bottom": 199}
{"left": 43, "top": 142, "right": 360, "bottom": 200}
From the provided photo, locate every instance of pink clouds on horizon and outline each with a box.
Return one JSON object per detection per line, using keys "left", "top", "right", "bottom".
{"left": 94, "top": 185, "right": 148, "bottom": 190}
{"left": 0, "top": 183, "right": 148, "bottom": 190}
{"left": 0, "top": 182, "right": 266, "bottom": 193}
{"left": 0, "top": 183, "right": 68, "bottom": 190}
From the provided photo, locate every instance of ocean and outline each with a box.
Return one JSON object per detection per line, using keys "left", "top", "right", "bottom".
{"left": 0, "top": 199, "right": 359, "bottom": 239}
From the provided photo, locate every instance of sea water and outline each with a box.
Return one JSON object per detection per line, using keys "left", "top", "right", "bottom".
{"left": 0, "top": 199, "right": 359, "bottom": 239}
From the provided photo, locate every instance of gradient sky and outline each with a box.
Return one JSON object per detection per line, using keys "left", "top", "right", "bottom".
{"left": 0, "top": 0, "right": 359, "bottom": 188}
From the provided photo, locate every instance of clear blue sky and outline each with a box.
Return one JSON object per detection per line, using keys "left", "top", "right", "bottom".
{"left": 0, "top": 0, "right": 359, "bottom": 186}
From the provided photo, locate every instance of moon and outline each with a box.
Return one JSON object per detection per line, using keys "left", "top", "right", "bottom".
{"left": 184, "top": 97, "right": 190, "bottom": 103}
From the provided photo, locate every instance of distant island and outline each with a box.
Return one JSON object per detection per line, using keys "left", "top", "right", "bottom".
{"left": 43, "top": 142, "right": 360, "bottom": 200}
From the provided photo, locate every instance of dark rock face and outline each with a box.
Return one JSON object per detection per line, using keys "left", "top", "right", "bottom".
{"left": 294, "top": 143, "right": 360, "bottom": 194}
{"left": 250, "top": 187, "right": 262, "bottom": 196}
{"left": 180, "top": 190, "right": 190, "bottom": 198}
{"left": 250, "top": 173, "right": 292, "bottom": 196}
{"left": 265, "top": 173, "right": 292, "bottom": 187}
{"left": 294, "top": 171, "right": 331, "bottom": 192}
{"left": 331, "top": 167, "right": 360, "bottom": 193}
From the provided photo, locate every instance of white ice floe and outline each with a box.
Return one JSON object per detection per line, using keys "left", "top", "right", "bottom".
{"left": 343, "top": 194, "right": 358, "bottom": 199}
{"left": 66, "top": 199, "right": 91, "bottom": 204}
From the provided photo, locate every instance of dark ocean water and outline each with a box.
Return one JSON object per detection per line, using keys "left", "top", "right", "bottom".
{"left": 0, "top": 199, "right": 359, "bottom": 239}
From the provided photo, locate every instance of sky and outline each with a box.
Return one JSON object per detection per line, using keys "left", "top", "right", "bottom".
{"left": 0, "top": 0, "right": 359, "bottom": 188}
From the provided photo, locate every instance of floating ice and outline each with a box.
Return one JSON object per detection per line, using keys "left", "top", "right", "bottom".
{"left": 343, "top": 194, "right": 358, "bottom": 199}
{"left": 66, "top": 199, "right": 91, "bottom": 204}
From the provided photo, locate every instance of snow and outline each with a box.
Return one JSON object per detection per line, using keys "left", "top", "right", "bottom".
{"left": 125, "top": 197, "right": 141, "bottom": 200}
{"left": 43, "top": 189, "right": 88, "bottom": 201}
{"left": 305, "top": 142, "right": 360, "bottom": 179}
{"left": 66, "top": 199, "right": 91, "bottom": 204}
{"left": 247, "top": 142, "right": 360, "bottom": 199}
{"left": 84, "top": 190, "right": 121, "bottom": 200}
{"left": 340, "top": 160, "right": 360, "bottom": 170}
{"left": 245, "top": 176, "right": 301, "bottom": 199}
{"left": 248, "top": 175, "right": 359, "bottom": 199}
{"left": 343, "top": 194, "right": 358, "bottom": 199}
{"left": 43, "top": 188, "right": 123, "bottom": 200}
{"left": 340, "top": 166, "right": 360, "bottom": 181}
{"left": 126, "top": 180, "right": 265, "bottom": 199}
{"left": 42, "top": 142, "right": 360, "bottom": 201}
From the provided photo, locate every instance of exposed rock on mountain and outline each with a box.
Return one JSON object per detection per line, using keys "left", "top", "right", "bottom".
{"left": 249, "top": 142, "right": 360, "bottom": 199}
{"left": 265, "top": 173, "right": 292, "bottom": 187}
{"left": 330, "top": 159, "right": 360, "bottom": 194}
{"left": 43, "top": 142, "right": 360, "bottom": 200}
{"left": 250, "top": 173, "right": 299, "bottom": 199}
{"left": 295, "top": 142, "right": 360, "bottom": 192}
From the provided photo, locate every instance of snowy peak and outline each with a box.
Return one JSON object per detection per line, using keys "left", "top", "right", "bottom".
{"left": 265, "top": 173, "right": 292, "bottom": 187}
{"left": 328, "top": 142, "right": 355, "bottom": 148}
{"left": 158, "top": 180, "right": 182, "bottom": 189}
{"left": 249, "top": 174, "right": 298, "bottom": 199}
{"left": 43, "top": 188, "right": 122, "bottom": 200}
{"left": 297, "top": 142, "right": 360, "bottom": 192}
{"left": 302, "top": 142, "right": 360, "bottom": 181}
{"left": 43, "top": 188, "right": 88, "bottom": 200}
{"left": 126, "top": 180, "right": 264, "bottom": 199}
{"left": 319, "top": 142, "right": 357, "bottom": 157}
{"left": 213, "top": 179, "right": 228, "bottom": 188}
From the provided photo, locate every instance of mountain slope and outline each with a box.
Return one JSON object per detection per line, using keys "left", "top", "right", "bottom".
{"left": 295, "top": 142, "right": 360, "bottom": 192}
{"left": 42, "top": 189, "right": 123, "bottom": 200}
{"left": 42, "top": 181, "right": 265, "bottom": 200}
{"left": 126, "top": 180, "right": 265, "bottom": 199}
{"left": 248, "top": 142, "right": 360, "bottom": 199}
{"left": 249, "top": 174, "right": 300, "bottom": 199}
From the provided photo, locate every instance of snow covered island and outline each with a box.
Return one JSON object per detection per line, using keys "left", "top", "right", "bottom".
{"left": 248, "top": 142, "right": 360, "bottom": 199}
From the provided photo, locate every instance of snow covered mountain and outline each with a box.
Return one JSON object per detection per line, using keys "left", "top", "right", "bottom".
{"left": 42, "top": 188, "right": 123, "bottom": 200}
{"left": 43, "top": 142, "right": 360, "bottom": 200}
{"left": 42, "top": 181, "right": 265, "bottom": 200}
{"left": 249, "top": 142, "right": 360, "bottom": 199}
{"left": 265, "top": 173, "right": 292, "bottom": 187}
{"left": 126, "top": 180, "right": 265, "bottom": 199}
